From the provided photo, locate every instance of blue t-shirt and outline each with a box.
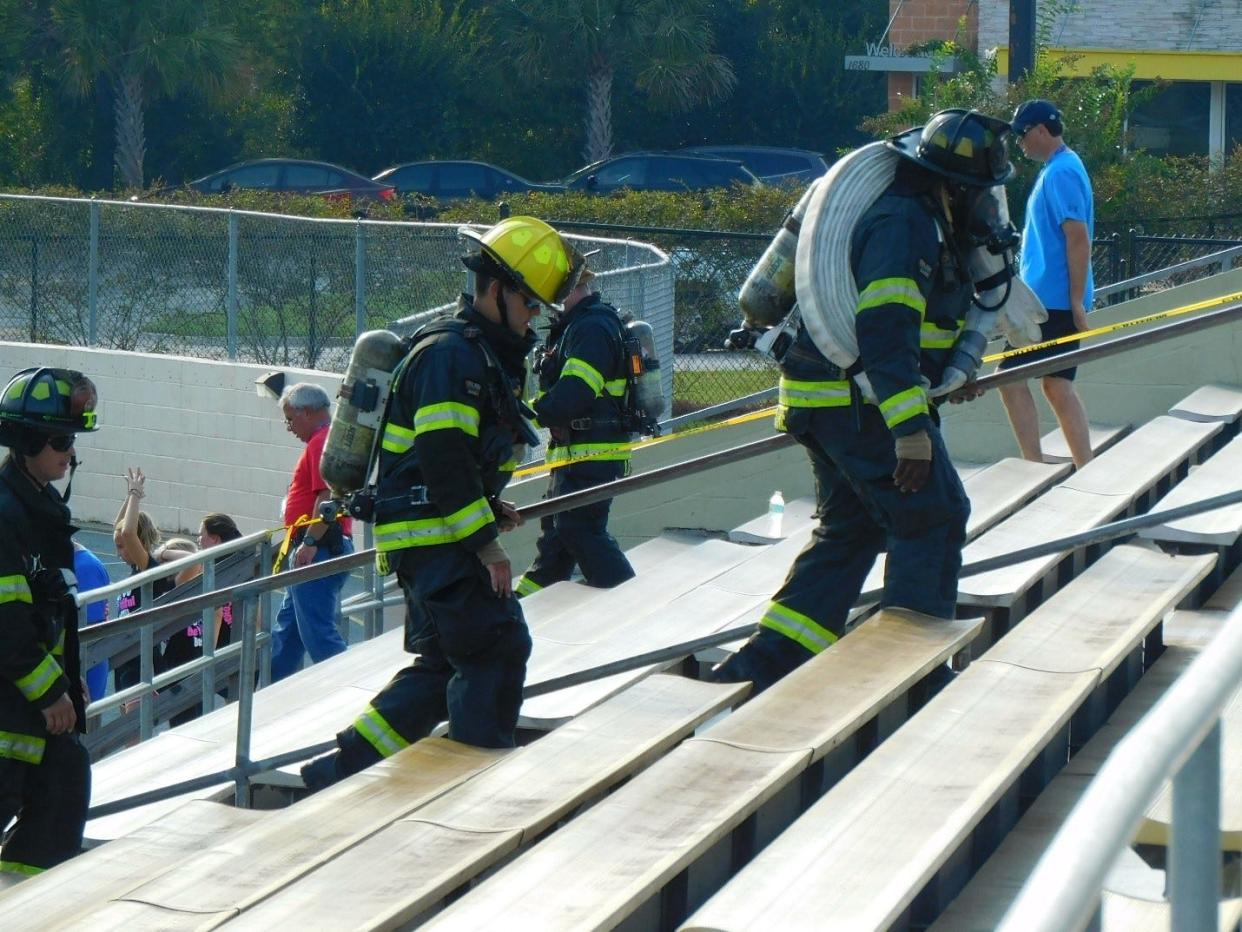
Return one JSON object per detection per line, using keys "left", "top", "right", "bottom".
{"left": 73, "top": 542, "right": 111, "bottom": 701}
{"left": 1019, "top": 145, "right": 1094, "bottom": 312}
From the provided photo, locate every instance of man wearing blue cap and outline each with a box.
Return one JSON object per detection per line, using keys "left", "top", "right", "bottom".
{"left": 998, "top": 98, "right": 1096, "bottom": 468}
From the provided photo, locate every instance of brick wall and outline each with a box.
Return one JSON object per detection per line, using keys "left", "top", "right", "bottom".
{"left": 887, "top": 0, "right": 979, "bottom": 110}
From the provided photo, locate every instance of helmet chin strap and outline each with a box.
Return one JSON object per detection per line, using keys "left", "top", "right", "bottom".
{"left": 63, "top": 455, "right": 79, "bottom": 503}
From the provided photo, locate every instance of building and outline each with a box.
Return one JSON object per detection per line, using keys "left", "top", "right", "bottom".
{"left": 871, "top": 0, "right": 1242, "bottom": 159}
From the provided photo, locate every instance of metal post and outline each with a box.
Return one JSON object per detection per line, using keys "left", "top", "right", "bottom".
{"left": 88, "top": 201, "right": 100, "bottom": 345}
{"left": 139, "top": 580, "right": 155, "bottom": 740}
{"left": 1008, "top": 0, "right": 1036, "bottom": 82}
{"left": 1170, "top": 721, "right": 1221, "bottom": 931}
{"left": 227, "top": 212, "right": 239, "bottom": 360}
{"left": 355, "top": 220, "right": 367, "bottom": 340}
{"left": 365, "top": 522, "right": 382, "bottom": 640}
{"left": 200, "top": 557, "right": 217, "bottom": 712}
{"left": 233, "top": 594, "right": 259, "bottom": 807}
{"left": 258, "top": 538, "right": 274, "bottom": 688}
{"left": 29, "top": 237, "right": 38, "bottom": 343}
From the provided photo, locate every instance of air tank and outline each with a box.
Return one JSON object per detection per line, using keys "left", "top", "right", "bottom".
{"left": 625, "top": 319, "right": 665, "bottom": 423}
{"left": 737, "top": 181, "right": 818, "bottom": 329}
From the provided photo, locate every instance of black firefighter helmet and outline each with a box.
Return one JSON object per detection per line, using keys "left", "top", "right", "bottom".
{"left": 0, "top": 367, "right": 99, "bottom": 450}
{"left": 887, "top": 108, "right": 1014, "bottom": 188}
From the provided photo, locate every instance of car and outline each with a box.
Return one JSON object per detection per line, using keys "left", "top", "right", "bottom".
{"left": 189, "top": 159, "right": 396, "bottom": 201}
{"left": 372, "top": 160, "right": 562, "bottom": 200}
{"left": 680, "top": 145, "right": 829, "bottom": 185}
{"left": 560, "top": 152, "right": 760, "bottom": 194}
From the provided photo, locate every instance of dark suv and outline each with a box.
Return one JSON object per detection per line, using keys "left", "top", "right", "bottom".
{"left": 561, "top": 153, "right": 759, "bottom": 193}
{"left": 680, "top": 146, "right": 829, "bottom": 185}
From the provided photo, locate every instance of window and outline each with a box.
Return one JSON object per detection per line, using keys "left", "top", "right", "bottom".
{"left": 592, "top": 158, "right": 646, "bottom": 189}
{"left": 283, "top": 164, "right": 334, "bottom": 188}
{"left": 1129, "top": 81, "right": 1210, "bottom": 157}
{"left": 221, "top": 164, "right": 280, "bottom": 189}
{"left": 389, "top": 164, "right": 434, "bottom": 193}
{"left": 1227, "top": 83, "right": 1242, "bottom": 157}
{"left": 437, "top": 163, "right": 491, "bottom": 197}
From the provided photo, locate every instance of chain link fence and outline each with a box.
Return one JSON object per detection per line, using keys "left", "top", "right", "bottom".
{"left": 3, "top": 194, "right": 1240, "bottom": 420}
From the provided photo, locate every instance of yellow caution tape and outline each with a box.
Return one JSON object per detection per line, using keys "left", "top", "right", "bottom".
{"left": 982, "top": 289, "right": 1242, "bottom": 364}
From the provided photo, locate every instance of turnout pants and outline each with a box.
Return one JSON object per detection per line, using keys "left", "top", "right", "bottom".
{"left": 0, "top": 733, "right": 90, "bottom": 874}
{"left": 713, "top": 402, "right": 969, "bottom": 693}
{"left": 518, "top": 460, "right": 635, "bottom": 595}
{"left": 321, "top": 546, "right": 531, "bottom": 785}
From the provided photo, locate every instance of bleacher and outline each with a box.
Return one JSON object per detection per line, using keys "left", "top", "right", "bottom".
{"left": 2, "top": 382, "right": 1241, "bottom": 931}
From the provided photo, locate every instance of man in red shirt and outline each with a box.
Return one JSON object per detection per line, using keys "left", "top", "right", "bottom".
{"left": 272, "top": 382, "right": 355, "bottom": 681}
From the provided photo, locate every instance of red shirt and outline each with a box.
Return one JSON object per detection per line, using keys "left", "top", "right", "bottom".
{"left": 284, "top": 424, "right": 353, "bottom": 536}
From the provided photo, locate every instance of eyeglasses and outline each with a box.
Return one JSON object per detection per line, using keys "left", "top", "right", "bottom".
{"left": 47, "top": 434, "right": 76, "bottom": 452}
{"left": 1014, "top": 125, "right": 1034, "bottom": 140}
{"left": 505, "top": 287, "right": 541, "bottom": 311}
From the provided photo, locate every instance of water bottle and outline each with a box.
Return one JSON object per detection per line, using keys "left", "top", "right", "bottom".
{"left": 767, "top": 490, "right": 785, "bottom": 539}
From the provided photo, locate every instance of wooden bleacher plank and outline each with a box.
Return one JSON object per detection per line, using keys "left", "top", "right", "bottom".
{"left": 87, "top": 683, "right": 380, "bottom": 841}
{"left": 682, "top": 548, "right": 1212, "bottom": 932}
{"left": 931, "top": 649, "right": 1200, "bottom": 930}
{"left": 980, "top": 546, "right": 1215, "bottom": 676}
{"left": 1101, "top": 891, "right": 1242, "bottom": 932}
{"left": 956, "top": 486, "right": 1122, "bottom": 608}
{"left": 728, "top": 496, "right": 817, "bottom": 544}
{"left": 682, "top": 662, "right": 1099, "bottom": 932}
{"left": 1135, "top": 682, "right": 1242, "bottom": 851}
{"left": 1169, "top": 384, "right": 1242, "bottom": 425}
{"left": 421, "top": 611, "right": 982, "bottom": 931}
{"left": 110, "top": 676, "right": 745, "bottom": 931}
{"left": 1166, "top": 564, "right": 1242, "bottom": 649}
{"left": 1060, "top": 416, "right": 1221, "bottom": 499}
{"left": 1140, "top": 434, "right": 1242, "bottom": 546}
{"left": 0, "top": 801, "right": 263, "bottom": 931}
{"left": 1041, "top": 422, "right": 1129, "bottom": 463}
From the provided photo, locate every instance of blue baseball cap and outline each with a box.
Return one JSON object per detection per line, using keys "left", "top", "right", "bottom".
{"left": 1011, "top": 99, "right": 1064, "bottom": 137}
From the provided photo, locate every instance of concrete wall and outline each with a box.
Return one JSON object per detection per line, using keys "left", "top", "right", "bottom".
{"left": 4, "top": 266, "right": 1237, "bottom": 568}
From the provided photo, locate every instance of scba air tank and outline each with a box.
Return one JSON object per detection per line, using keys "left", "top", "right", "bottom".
{"left": 320, "top": 329, "right": 407, "bottom": 497}
{"left": 737, "top": 181, "right": 817, "bottom": 329}
{"left": 625, "top": 319, "right": 665, "bottom": 424}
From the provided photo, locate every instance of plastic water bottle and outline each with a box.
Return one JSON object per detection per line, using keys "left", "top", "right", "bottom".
{"left": 767, "top": 490, "right": 785, "bottom": 539}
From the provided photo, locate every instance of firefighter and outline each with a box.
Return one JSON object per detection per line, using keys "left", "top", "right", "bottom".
{"left": 300, "top": 216, "right": 572, "bottom": 790}
{"left": 515, "top": 255, "right": 636, "bottom": 597}
{"left": 0, "top": 366, "right": 99, "bottom": 875}
{"left": 710, "top": 109, "right": 1013, "bottom": 692}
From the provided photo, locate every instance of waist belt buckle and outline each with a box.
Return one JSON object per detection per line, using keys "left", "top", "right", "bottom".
{"left": 569, "top": 417, "right": 593, "bottom": 431}
{"left": 408, "top": 485, "right": 430, "bottom": 506}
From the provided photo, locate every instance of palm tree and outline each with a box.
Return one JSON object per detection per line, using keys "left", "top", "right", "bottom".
{"left": 504, "top": 0, "right": 735, "bottom": 164}
{"left": 47, "top": 0, "right": 244, "bottom": 189}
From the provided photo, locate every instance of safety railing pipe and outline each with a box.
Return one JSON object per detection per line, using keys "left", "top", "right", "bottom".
{"left": 200, "top": 556, "right": 217, "bottom": 711}
{"left": 234, "top": 594, "right": 259, "bottom": 807}
{"left": 998, "top": 603, "right": 1242, "bottom": 932}
{"left": 87, "top": 201, "right": 100, "bottom": 345}
{"left": 1170, "top": 720, "right": 1221, "bottom": 932}
{"left": 138, "top": 579, "right": 154, "bottom": 740}
{"left": 258, "top": 537, "right": 275, "bottom": 687}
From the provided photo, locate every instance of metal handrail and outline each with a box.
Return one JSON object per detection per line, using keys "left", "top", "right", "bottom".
{"left": 999, "top": 603, "right": 1242, "bottom": 932}
{"left": 1095, "top": 244, "right": 1242, "bottom": 300}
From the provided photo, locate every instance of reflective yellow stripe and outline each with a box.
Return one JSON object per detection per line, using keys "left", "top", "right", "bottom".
{"left": 0, "top": 574, "right": 33, "bottom": 605}
{"left": 857, "top": 277, "right": 926, "bottom": 316}
{"left": 0, "top": 861, "right": 44, "bottom": 876}
{"left": 759, "top": 601, "right": 838, "bottom": 655}
{"left": 381, "top": 421, "right": 416, "bottom": 454}
{"left": 561, "top": 357, "right": 606, "bottom": 396}
{"left": 353, "top": 705, "right": 410, "bottom": 759}
{"left": 604, "top": 378, "right": 627, "bottom": 397}
{"left": 373, "top": 497, "right": 494, "bottom": 551}
{"left": 499, "top": 458, "right": 517, "bottom": 474}
{"left": 413, "top": 401, "right": 479, "bottom": 438}
{"left": 15, "top": 654, "right": 62, "bottom": 703}
{"left": 515, "top": 575, "right": 543, "bottom": 597}
{"left": 878, "top": 386, "right": 930, "bottom": 429}
{"left": 546, "top": 442, "right": 632, "bottom": 465}
{"left": 0, "top": 731, "right": 45, "bottom": 765}
{"left": 777, "top": 376, "right": 851, "bottom": 409}
{"left": 52, "top": 629, "right": 65, "bottom": 657}
{"left": 920, "top": 322, "right": 960, "bottom": 349}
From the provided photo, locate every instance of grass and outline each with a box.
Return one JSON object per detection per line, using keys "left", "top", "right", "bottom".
{"left": 673, "top": 366, "right": 777, "bottom": 412}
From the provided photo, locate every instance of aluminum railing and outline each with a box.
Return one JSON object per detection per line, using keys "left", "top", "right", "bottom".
{"left": 1000, "top": 602, "right": 1242, "bottom": 932}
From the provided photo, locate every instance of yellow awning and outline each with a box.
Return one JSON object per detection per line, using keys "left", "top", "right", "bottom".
{"left": 994, "top": 48, "right": 1242, "bottom": 82}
